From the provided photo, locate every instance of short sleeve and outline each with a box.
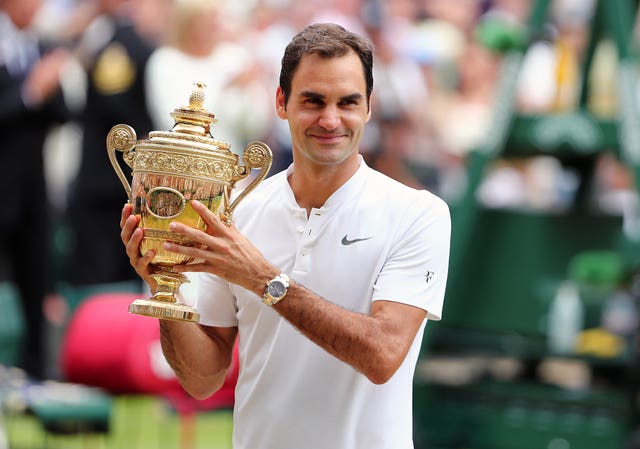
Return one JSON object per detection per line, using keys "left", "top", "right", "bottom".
{"left": 372, "top": 194, "right": 451, "bottom": 320}
{"left": 191, "top": 273, "right": 239, "bottom": 327}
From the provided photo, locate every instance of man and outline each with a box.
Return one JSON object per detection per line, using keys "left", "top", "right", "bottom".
{"left": 0, "top": 0, "right": 70, "bottom": 378}
{"left": 120, "top": 23, "right": 450, "bottom": 449}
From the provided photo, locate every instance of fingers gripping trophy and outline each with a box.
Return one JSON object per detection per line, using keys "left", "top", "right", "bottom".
{"left": 107, "top": 82, "right": 272, "bottom": 322}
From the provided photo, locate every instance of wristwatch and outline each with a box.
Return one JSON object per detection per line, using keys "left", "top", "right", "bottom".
{"left": 262, "top": 273, "right": 290, "bottom": 306}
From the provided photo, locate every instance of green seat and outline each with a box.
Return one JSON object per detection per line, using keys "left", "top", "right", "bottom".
{"left": 414, "top": 380, "right": 633, "bottom": 449}
{"left": 26, "top": 382, "right": 113, "bottom": 447}
{"left": 0, "top": 282, "right": 25, "bottom": 367}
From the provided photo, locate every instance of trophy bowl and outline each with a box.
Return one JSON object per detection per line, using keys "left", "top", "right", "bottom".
{"left": 107, "top": 83, "right": 272, "bottom": 322}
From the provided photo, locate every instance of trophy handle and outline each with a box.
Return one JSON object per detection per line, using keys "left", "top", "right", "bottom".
{"left": 225, "top": 141, "right": 272, "bottom": 221}
{"left": 106, "top": 124, "right": 137, "bottom": 198}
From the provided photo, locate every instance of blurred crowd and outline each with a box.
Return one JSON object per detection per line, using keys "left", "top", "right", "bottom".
{"left": 0, "top": 0, "right": 637, "bottom": 378}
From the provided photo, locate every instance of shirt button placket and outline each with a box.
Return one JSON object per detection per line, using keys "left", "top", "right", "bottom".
{"left": 293, "top": 210, "right": 311, "bottom": 273}
{"left": 297, "top": 224, "right": 313, "bottom": 271}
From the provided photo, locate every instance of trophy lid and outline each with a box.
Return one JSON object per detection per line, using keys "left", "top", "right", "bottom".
{"left": 166, "top": 82, "right": 229, "bottom": 150}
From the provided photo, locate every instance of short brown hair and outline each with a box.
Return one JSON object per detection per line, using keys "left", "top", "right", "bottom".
{"left": 279, "top": 23, "right": 374, "bottom": 108}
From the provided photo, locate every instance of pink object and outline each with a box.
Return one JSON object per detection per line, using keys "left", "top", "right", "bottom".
{"left": 61, "top": 292, "right": 238, "bottom": 411}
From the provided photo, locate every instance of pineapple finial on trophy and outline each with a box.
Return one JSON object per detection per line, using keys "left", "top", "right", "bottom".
{"left": 169, "top": 82, "right": 217, "bottom": 137}
{"left": 189, "top": 82, "right": 206, "bottom": 110}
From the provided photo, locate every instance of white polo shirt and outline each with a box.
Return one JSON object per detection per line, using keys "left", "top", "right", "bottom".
{"left": 194, "top": 157, "right": 451, "bottom": 449}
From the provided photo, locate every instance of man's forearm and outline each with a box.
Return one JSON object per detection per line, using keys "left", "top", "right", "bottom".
{"left": 272, "top": 282, "right": 425, "bottom": 384}
{"left": 159, "top": 320, "right": 236, "bottom": 399}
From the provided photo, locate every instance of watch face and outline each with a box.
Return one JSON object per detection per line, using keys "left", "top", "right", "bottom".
{"left": 268, "top": 280, "right": 286, "bottom": 298}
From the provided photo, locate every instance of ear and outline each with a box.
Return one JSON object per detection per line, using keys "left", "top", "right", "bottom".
{"left": 365, "top": 93, "right": 373, "bottom": 123}
{"left": 275, "top": 86, "right": 287, "bottom": 120}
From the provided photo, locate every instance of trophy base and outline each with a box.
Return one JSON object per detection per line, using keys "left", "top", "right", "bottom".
{"left": 129, "top": 299, "right": 200, "bottom": 322}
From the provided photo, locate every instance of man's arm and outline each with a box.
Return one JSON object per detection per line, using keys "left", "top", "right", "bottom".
{"left": 273, "top": 289, "right": 426, "bottom": 384}
{"left": 159, "top": 321, "right": 237, "bottom": 398}
{"left": 166, "top": 201, "right": 429, "bottom": 384}
{"left": 120, "top": 204, "right": 237, "bottom": 398}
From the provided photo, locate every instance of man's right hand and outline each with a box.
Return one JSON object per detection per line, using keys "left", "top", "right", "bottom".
{"left": 120, "top": 203, "right": 158, "bottom": 291}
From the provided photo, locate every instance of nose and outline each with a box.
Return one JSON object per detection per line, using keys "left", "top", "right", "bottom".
{"left": 318, "top": 106, "right": 340, "bottom": 130}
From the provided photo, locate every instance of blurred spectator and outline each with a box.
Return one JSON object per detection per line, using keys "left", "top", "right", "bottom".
{"left": 516, "top": 0, "right": 594, "bottom": 113}
{"left": 240, "top": 0, "right": 306, "bottom": 172}
{"left": 429, "top": 41, "right": 499, "bottom": 157}
{"left": 309, "top": 0, "right": 368, "bottom": 37}
{"left": 65, "top": 0, "right": 171, "bottom": 286}
{"left": 422, "top": 0, "right": 484, "bottom": 39}
{"left": 361, "top": 12, "right": 433, "bottom": 189}
{"left": 0, "top": 0, "right": 72, "bottom": 378}
{"left": 365, "top": 115, "right": 429, "bottom": 190}
{"left": 145, "top": 0, "right": 271, "bottom": 155}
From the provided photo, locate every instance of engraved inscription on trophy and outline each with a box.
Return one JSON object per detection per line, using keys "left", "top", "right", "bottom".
{"left": 147, "top": 187, "right": 185, "bottom": 219}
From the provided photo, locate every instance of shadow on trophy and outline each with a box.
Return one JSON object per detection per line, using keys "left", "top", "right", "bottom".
{"left": 107, "top": 82, "right": 272, "bottom": 322}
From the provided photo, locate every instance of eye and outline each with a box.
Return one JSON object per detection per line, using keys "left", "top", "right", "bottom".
{"left": 304, "top": 97, "right": 324, "bottom": 106}
{"left": 339, "top": 98, "right": 359, "bottom": 107}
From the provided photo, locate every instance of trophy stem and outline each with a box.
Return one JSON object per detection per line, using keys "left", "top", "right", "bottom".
{"left": 128, "top": 268, "right": 200, "bottom": 322}
{"left": 151, "top": 268, "right": 188, "bottom": 302}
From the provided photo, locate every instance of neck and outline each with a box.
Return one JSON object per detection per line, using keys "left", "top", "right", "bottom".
{"left": 288, "top": 154, "right": 360, "bottom": 215}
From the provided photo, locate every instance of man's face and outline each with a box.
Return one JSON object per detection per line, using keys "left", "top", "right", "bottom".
{"left": 276, "top": 51, "right": 371, "bottom": 167}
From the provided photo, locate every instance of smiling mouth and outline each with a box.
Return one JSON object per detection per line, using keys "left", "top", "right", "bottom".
{"left": 311, "top": 133, "right": 345, "bottom": 143}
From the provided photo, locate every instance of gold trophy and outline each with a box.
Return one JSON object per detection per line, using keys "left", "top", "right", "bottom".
{"left": 107, "top": 83, "right": 272, "bottom": 322}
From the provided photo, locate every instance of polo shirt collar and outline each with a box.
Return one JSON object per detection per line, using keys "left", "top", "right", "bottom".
{"left": 283, "top": 155, "right": 368, "bottom": 211}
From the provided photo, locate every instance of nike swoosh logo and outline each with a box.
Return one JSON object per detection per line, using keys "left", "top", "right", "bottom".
{"left": 341, "top": 235, "right": 373, "bottom": 246}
